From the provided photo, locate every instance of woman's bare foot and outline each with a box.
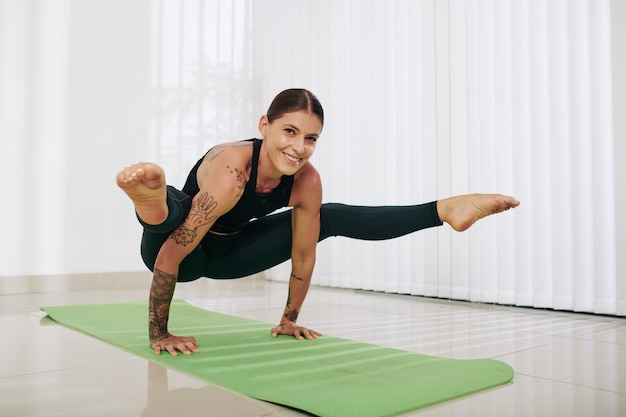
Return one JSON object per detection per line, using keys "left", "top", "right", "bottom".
{"left": 437, "top": 194, "right": 520, "bottom": 232}
{"left": 116, "top": 162, "right": 168, "bottom": 225}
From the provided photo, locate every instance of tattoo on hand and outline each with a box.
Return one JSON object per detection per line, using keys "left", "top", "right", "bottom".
{"left": 290, "top": 273, "right": 303, "bottom": 281}
{"left": 149, "top": 268, "right": 177, "bottom": 340}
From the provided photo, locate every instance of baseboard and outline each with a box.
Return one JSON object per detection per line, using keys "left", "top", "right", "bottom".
{"left": 0, "top": 271, "right": 152, "bottom": 295}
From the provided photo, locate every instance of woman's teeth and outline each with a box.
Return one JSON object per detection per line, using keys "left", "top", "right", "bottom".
{"left": 283, "top": 153, "right": 300, "bottom": 163}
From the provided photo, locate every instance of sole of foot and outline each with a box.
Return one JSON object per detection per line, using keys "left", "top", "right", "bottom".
{"left": 116, "top": 162, "right": 169, "bottom": 225}
{"left": 439, "top": 194, "right": 520, "bottom": 232}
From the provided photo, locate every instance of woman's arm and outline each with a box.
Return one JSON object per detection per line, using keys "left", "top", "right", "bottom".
{"left": 271, "top": 163, "right": 323, "bottom": 340}
{"left": 148, "top": 191, "right": 225, "bottom": 355}
{"left": 149, "top": 148, "right": 249, "bottom": 355}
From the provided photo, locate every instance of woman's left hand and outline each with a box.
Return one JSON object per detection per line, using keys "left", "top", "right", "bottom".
{"left": 271, "top": 322, "right": 321, "bottom": 340}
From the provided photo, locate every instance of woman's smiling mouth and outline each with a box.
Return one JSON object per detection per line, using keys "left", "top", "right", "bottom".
{"left": 283, "top": 152, "right": 302, "bottom": 163}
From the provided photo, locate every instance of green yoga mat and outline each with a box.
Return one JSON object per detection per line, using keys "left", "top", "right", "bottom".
{"left": 42, "top": 299, "right": 513, "bottom": 417}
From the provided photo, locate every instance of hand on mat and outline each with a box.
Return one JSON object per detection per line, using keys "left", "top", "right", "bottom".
{"left": 150, "top": 334, "right": 200, "bottom": 356}
{"left": 271, "top": 322, "right": 321, "bottom": 340}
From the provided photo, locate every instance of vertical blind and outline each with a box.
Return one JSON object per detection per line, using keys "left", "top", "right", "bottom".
{"left": 245, "top": 0, "right": 621, "bottom": 315}
{"left": 150, "top": 0, "right": 257, "bottom": 186}
{"left": 0, "top": 0, "right": 71, "bottom": 275}
{"left": 1, "top": 0, "right": 621, "bottom": 315}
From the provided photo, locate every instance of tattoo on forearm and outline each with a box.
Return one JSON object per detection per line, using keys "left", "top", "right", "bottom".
{"left": 170, "top": 225, "right": 197, "bottom": 246}
{"left": 284, "top": 273, "right": 303, "bottom": 321}
{"left": 286, "top": 287, "right": 292, "bottom": 309}
{"left": 284, "top": 309, "right": 299, "bottom": 322}
{"left": 149, "top": 268, "right": 177, "bottom": 340}
{"left": 290, "top": 272, "right": 303, "bottom": 281}
{"left": 170, "top": 192, "right": 218, "bottom": 246}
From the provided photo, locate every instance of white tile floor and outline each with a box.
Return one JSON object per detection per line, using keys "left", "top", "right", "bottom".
{"left": 1, "top": 274, "right": 625, "bottom": 417}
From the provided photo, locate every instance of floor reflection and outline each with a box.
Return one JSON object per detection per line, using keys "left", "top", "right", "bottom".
{"left": 142, "top": 361, "right": 310, "bottom": 417}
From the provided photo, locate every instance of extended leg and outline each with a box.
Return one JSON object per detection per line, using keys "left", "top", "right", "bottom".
{"left": 318, "top": 202, "right": 442, "bottom": 240}
{"left": 197, "top": 194, "right": 519, "bottom": 279}
{"left": 200, "top": 202, "right": 443, "bottom": 278}
{"left": 136, "top": 192, "right": 520, "bottom": 281}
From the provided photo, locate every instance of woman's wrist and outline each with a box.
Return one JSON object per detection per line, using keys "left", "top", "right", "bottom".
{"left": 281, "top": 309, "right": 299, "bottom": 324}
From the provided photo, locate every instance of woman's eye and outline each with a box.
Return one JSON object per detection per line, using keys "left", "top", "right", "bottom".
{"left": 285, "top": 128, "right": 295, "bottom": 135}
{"left": 306, "top": 137, "right": 317, "bottom": 143}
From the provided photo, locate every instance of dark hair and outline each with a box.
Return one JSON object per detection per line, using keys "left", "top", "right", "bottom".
{"left": 266, "top": 89, "right": 324, "bottom": 126}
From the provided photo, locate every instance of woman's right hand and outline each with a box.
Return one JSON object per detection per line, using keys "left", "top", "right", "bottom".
{"left": 150, "top": 333, "right": 200, "bottom": 356}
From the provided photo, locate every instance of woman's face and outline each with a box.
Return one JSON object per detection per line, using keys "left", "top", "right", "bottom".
{"left": 259, "top": 110, "right": 322, "bottom": 176}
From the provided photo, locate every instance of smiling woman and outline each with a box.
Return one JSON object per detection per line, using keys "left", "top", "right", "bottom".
{"left": 259, "top": 89, "right": 323, "bottom": 177}
{"left": 116, "top": 88, "right": 519, "bottom": 357}
{"left": 258, "top": 110, "right": 321, "bottom": 177}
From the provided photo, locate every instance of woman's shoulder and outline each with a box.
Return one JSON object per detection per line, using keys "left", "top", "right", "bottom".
{"left": 289, "top": 162, "right": 322, "bottom": 208}
{"left": 203, "top": 139, "right": 255, "bottom": 164}
{"left": 294, "top": 161, "right": 320, "bottom": 185}
{"left": 196, "top": 140, "right": 255, "bottom": 188}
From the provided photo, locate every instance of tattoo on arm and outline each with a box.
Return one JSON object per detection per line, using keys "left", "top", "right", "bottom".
{"left": 290, "top": 272, "right": 304, "bottom": 281}
{"left": 205, "top": 142, "right": 250, "bottom": 162}
{"left": 170, "top": 192, "right": 218, "bottom": 246}
{"left": 170, "top": 225, "right": 197, "bottom": 246}
{"left": 168, "top": 163, "right": 247, "bottom": 247}
{"left": 284, "top": 309, "right": 299, "bottom": 322}
{"left": 226, "top": 165, "right": 245, "bottom": 197}
{"left": 149, "top": 268, "right": 177, "bottom": 341}
{"left": 188, "top": 193, "right": 218, "bottom": 226}
{"left": 205, "top": 145, "right": 228, "bottom": 162}
{"left": 283, "top": 272, "right": 303, "bottom": 322}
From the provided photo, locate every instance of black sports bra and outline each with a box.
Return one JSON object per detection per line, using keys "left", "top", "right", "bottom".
{"left": 181, "top": 138, "right": 295, "bottom": 234}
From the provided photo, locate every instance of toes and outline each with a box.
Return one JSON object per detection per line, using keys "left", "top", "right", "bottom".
{"left": 117, "top": 163, "right": 157, "bottom": 187}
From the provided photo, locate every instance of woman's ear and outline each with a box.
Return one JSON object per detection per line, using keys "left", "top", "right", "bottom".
{"left": 258, "top": 115, "right": 269, "bottom": 137}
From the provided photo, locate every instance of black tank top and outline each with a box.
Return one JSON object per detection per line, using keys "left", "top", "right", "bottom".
{"left": 182, "top": 138, "right": 295, "bottom": 234}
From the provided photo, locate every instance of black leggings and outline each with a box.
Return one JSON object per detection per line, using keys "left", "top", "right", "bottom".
{"left": 140, "top": 186, "right": 443, "bottom": 282}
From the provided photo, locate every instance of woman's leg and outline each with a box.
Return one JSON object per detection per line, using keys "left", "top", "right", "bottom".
{"left": 202, "top": 202, "right": 443, "bottom": 278}
{"left": 139, "top": 186, "right": 191, "bottom": 268}
{"left": 318, "top": 202, "right": 442, "bottom": 240}
{"left": 117, "top": 162, "right": 519, "bottom": 282}
{"left": 117, "top": 163, "right": 204, "bottom": 277}
{"left": 138, "top": 186, "right": 213, "bottom": 282}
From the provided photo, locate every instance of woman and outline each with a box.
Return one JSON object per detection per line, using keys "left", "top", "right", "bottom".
{"left": 117, "top": 88, "right": 520, "bottom": 357}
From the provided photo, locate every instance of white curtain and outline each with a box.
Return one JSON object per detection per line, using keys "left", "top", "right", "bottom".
{"left": 149, "top": 0, "right": 259, "bottom": 186}
{"left": 0, "top": 0, "right": 70, "bottom": 275}
{"left": 0, "top": 0, "right": 156, "bottom": 279}
{"left": 1, "top": 0, "right": 623, "bottom": 316}
{"left": 253, "top": 0, "right": 622, "bottom": 316}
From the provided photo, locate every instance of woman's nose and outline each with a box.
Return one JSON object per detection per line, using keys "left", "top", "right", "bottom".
{"left": 292, "top": 136, "right": 305, "bottom": 154}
